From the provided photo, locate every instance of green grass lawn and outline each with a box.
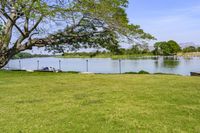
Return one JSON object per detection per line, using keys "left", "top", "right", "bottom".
{"left": 0, "top": 71, "right": 200, "bottom": 133}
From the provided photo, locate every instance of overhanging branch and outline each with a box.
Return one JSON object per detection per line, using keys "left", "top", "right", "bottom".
{"left": 0, "top": 9, "right": 26, "bottom": 37}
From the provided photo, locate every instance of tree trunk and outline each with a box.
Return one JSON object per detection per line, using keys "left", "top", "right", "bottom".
{"left": 0, "top": 49, "right": 16, "bottom": 68}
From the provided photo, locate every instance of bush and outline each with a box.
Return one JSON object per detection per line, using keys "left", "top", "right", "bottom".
{"left": 124, "top": 71, "right": 150, "bottom": 74}
{"left": 124, "top": 72, "right": 138, "bottom": 74}
{"left": 138, "top": 70, "right": 150, "bottom": 74}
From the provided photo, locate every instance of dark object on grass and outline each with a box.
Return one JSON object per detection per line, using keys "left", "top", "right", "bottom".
{"left": 154, "top": 72, "right": 179, "bottom": 75}
{"left": 42, "top": 67, "right": 50, "bottom": 71}
{"left": 66, "top": 71, "right": 80, "bottom": 74}
{"left": 10, "top": 70, "right": 26, "bottom": 72}
{"left": 190, "top": 72, "right": 200, "bottom": 76}
{"left": 35, "top": 67, "right": 62, "bottom": 72}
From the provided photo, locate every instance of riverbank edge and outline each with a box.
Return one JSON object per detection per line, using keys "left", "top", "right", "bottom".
{"left": 56, "top": 53, "right": 200, "bottom": 59}
{"left": 0, "top": 69, "right": 185, "bottom": 76}
{"left": 11, "top": 52, "right": 200, "bottom": 60}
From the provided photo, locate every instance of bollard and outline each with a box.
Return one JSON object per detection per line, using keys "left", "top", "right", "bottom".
{"left": 59, "top": 60, "right": 61, "bottom": 70}
{"left": 86, "top": 59, "right": 89, "bottom": 72}
{"left": 7, "top": 62, "right": 9, "bottom": 69}
{"left": 37, "top": 60, "right": 40, "bottom": 70}
{"left": 119, "top": 59, "right": 122, "bottom": 74}
{"left": 19, "top": 60, "right": 21, "bottom": 70}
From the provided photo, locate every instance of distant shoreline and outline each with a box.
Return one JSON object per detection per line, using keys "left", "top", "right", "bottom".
{"left": 13, "top": 52, "right": 200, "bottom": 59}
{"left": 57, "top": 52, "right": 200, "bottom": 59}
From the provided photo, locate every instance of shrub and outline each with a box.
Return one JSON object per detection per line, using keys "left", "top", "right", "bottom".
{"left": 138, "top": 70, "right": 150, "bottom": 74}
{"left": 124, "top": 72, "right": 138, "bottom": 74}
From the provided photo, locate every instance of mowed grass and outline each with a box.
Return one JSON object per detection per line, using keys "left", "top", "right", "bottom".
{"left": 0, "top": 71, "right": 200, "bottom": 133}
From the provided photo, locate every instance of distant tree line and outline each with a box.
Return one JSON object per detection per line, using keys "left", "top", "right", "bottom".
{"left": 13, "top": 53, "right": 51, "bottom": 59}
{"left": 111, "top": 40, "right": 200, "bottom": 56}
{"left": 62, "top": 43, "right": 152, "bottom": 58}
{"left": 182, "top": 46, "right": 200, "bottom": 53}
{"left": 17, "top": 40, "right": 200, "bottom": 58}
{"left": 110, "top": 43, "right": 151, "bottom": 55}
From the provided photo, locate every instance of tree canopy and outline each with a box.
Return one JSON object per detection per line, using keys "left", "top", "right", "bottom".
{"left": 153, "top": 40, "right": 181, "bottom": 55}
{"left": 0, "top": 0, "right": 154, "bottom": 68}
{"left": 182, "top": 46, "right": 197, "bottom": 53}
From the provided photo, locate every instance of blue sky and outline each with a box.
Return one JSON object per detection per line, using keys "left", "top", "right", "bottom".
{"left": 126, "top": 0, "right": 200, "bottom": 44}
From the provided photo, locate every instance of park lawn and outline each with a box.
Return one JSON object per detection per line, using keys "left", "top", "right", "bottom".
{"left": 0, "top": 71, "right": 200, "bottom": 133}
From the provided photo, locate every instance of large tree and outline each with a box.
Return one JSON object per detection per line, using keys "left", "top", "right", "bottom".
{"left": 0, "top": 0, "right": 154, "bottom": 68}
{"left": 153, "top": 40, "right": 181, "bottom": 55}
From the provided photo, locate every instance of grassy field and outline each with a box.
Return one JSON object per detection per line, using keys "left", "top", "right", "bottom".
{"left": 0, "top": 71, "right": 200, "bottom": 132}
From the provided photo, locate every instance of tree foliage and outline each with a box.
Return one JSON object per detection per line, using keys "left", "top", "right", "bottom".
{"left": 153, "top": 40, "right": 181, "bottom": 55}
{"left": 182, "top": 46, "right": 197, "bottom": 53}
{"left": 0, "top": 0, "right": 154, "bottom": 68}
{"left": 197, "top": 47, "right": 200, "bottom": 52}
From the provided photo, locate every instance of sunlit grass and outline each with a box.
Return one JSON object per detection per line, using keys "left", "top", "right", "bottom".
{"left": 0, "top": 71, "right": 200, "bottom": 132}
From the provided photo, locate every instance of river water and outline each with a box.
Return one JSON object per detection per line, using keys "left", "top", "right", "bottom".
{"left": 4, "top": 56, "right": 200, "bottom": 75}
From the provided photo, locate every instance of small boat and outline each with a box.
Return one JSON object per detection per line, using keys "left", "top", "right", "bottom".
{"left": 190, "top": 72, "right": 200, "bottom": 76}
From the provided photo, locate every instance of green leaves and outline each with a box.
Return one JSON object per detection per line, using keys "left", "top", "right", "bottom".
{"left": 0, "top": 23, "right": 3, "bottom": 34}
{"left": 183, "top": 46, "right": 197, "bottom": 53}
{"left": 0, "top": 0, "right": 155, "bottom": 60}
{"left": 153, "top": 40, "right": 181, "bottom": 55}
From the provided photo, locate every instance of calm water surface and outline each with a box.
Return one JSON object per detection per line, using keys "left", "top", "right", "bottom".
{"left": 5, "top": 57, "right": 200, "bottom": 75}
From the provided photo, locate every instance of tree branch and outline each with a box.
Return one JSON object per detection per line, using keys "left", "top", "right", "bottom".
{"left": 0, "top": 9, "right": 26, "bottom": 37}
{"left": 29, "top": 16, "right": 43, "bottom": 33}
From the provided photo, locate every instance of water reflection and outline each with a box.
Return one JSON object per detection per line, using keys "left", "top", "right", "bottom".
{"left": 162, "top": 59, "right": 180, "bottom": 68}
